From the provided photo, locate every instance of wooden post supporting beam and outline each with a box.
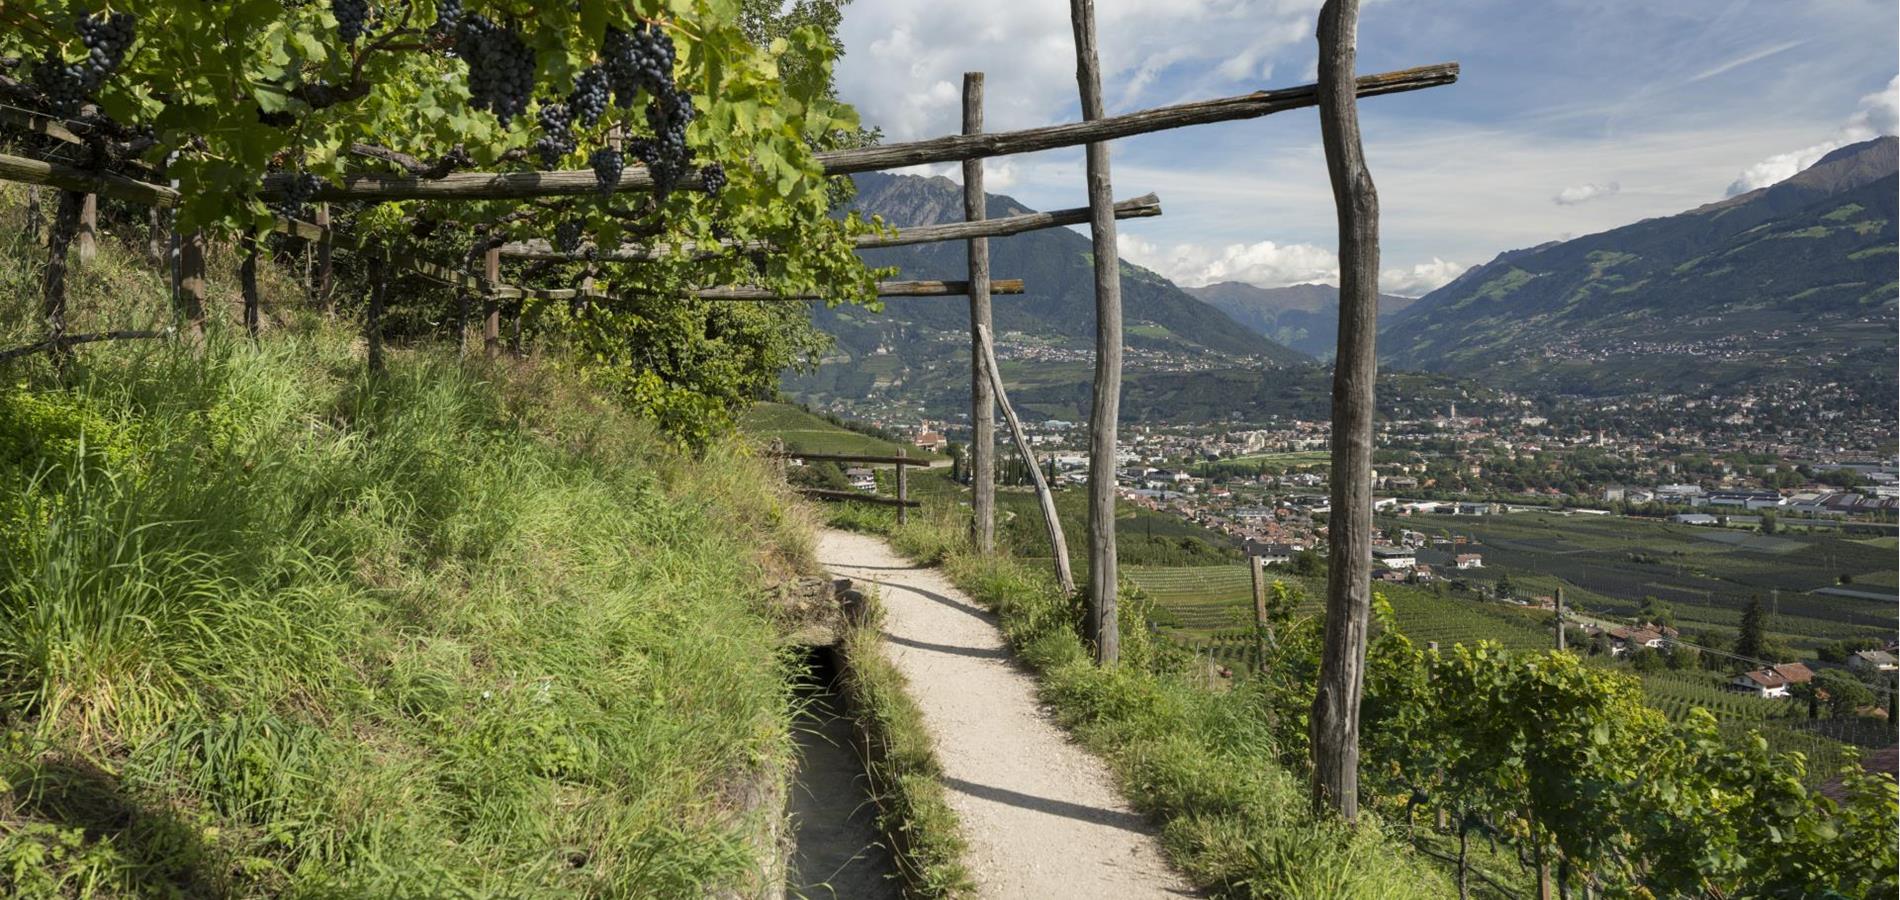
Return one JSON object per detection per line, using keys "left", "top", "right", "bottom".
{"left": 896, "top": 448, "right": 910, "bottom": 526}
{"left": 494, "top": 194, "right": 1164, "bottom": 262}
{"left": 178, "top": 230, "right": 208, "bottom": 346}
{"left": 977, "top": 323, "right": 1077, "bottom": 597}
{"left": 1555, "top": 586, "right": 1566, "bottom": 651}
{"left": 24, "top": 186, "right": 42, "bottom": 246}
{"left": 313, "top": 203, "right": 334, "bottom": 311}
{"left": 965, "top": 73, "right": 997, "bottom": 556}
{"left": 483, "top": 246, "right": 501, "bottom": 360}
{"left": 240, "top": 234, "right": 261, "bottom": 337}
{"left": 1070, "top": 0, "right": 1124, "bottom": 666}
{"left": 253, "top": 64, "right": 1456, "bottom": 203}
{"left": 1310, "top": 0, "right": 1381, "bottom": 824}
{"left": 1252, "top": 554, "right": 1270, "bottom": 670}
{"left": 41, "top": 191, "right": 85, "bottom": 369}
{"left": 76, "top": 193, "right": 97, "bottom": 264}
{"left": 367, "top": 249, "right": 387, "bottom": 374}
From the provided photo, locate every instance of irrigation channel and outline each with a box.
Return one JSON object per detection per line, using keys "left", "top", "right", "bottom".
{"left": 786, "top": 644, "right": 902, "bottom": 900}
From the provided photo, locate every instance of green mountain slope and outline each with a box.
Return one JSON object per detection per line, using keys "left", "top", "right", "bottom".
{"left": 1381, "top": 136, "right": 1899, "bottom": 400}
{"left": 1185, "top": 281, "right": 1417, "bottom": 359}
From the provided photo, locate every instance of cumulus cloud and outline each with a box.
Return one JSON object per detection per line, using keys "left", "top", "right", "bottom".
{"left": 1118, "top": 235, "right": 1463, "bottom": 297}
{"left": 1552, "top": 181, "right": 1620, "bottom": 206}
{"left": 1726, "top": 74, "right": 1899, "bottom": 195}
{"left": 1118, "top": 234, "right": 1338, "bottom": 289}
{"left": 1379, "top": 258, "right": 1468, "bottom": 296}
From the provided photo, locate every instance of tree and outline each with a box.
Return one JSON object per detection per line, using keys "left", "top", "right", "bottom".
{"left": 1735, "top": 596, "right": 1768, "bottom": 661}
{"left": 1758, "top": 510, "right": 1777, "bottom": 534}
{"left": 1812, "top": 670, "right": 1875, "bottom": 719}
{"left": 1494, "top": 569, "right": 1515, "bottom": 599}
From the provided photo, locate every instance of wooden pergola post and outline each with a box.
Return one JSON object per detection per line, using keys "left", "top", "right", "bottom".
{"left": 896, "top": 448, "right": 910, "bottom": 526}
{"left": 483, "top": 245, "right": 501, "bottom": 360}
{"left": 41, "top": 191, "right": 85, "bottom": 367}
{"left": 1069, "top": 0, "right": 1125, "bottom": 665}
{"left": 313, "top": 202, "right": 334, "bottom": 310}
{"left": 76, "top": 193, "right": 97, "bottom": 264}
{"left": 240, "top": 234, "right": 262, "bottom": 337}
{"left": 1555, "top": 587, "right": 1566, "bottom": 651}
{"left": 367, "top": 247, "right": 387, "bottom": 374}
{"left": 1310, "top": 0, "right": 1381, "bottom": 823}
{"left": 178, "top": 230, "right": 208, "bottom": 346}
{"left": 964, "top": 72, "right": 997, "bottom": 555}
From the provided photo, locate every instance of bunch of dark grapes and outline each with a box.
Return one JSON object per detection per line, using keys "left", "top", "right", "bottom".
{"left": 553, "top": 219, "right": 584, "bottom": 254}
{"left": 454, "top": 14, "right": 534, "bottom": 125}
{"left": 567, "top": 64, "right": 611, "bottom": 128}
{"left": 699, "top": 163, "right": 726, "bottom": 196}
{"left": 635, "top": 87, "right": 695, "bottom": 195}
{"left": 589, "top": 147, "right": 624, "bottom": 196}
{"left": 602, "top": 23, "right": 674, "bottom": 109}
{"left": 429, "top": 0, "right": 462, "bottom": 39}
{"left": 274, "top": 172, "right": 326, "bottom": 218}
{"left": 35, "top": 11, "right": 137, "bottom": 112}
{"left": 332, "top": 0, "right": 371, "bottom": 44}
{"left": 532, "top": 101, "right": 575, "bottom": 168}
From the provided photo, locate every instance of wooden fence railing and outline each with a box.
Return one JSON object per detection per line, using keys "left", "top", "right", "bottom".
{"left": 769, "top": 447, "right": 928, "bottom": 522}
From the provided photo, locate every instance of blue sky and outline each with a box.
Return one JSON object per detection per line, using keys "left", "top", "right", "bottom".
{"left": 833, "top": 0, "right": 1899, "bottom": 295}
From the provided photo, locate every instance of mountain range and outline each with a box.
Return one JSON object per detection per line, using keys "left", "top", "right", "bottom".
{"left": 1184, "top": 282, "right": 1417, "bottom": 359}
{"left": 1380, "top": 136, "right": 1899, "bottom": 398}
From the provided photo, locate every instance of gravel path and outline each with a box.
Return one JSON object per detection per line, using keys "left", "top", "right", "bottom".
{"left": 818, "top": 528, "right": 1195, "bottom": 900}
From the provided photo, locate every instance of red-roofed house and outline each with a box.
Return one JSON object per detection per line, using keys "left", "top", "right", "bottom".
{"left": 1730, "top": 663, "right": 1815, "bottom": 699}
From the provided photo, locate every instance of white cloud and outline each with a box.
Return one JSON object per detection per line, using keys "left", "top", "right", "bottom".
{"left": 1379, "top": 258, "right": 1467, "bottom": 296}
{"left": 1119, "top": 234, "right": 1338, "bottom": 289}
{"left": 1725, "top": 74, "right": 1899, "bottom": 195}
{"left": 836, "top": 0, "right": 1323, "bottom": 141}
{"left": 1552, "top": 182, "right": 1620, "bottom": 206}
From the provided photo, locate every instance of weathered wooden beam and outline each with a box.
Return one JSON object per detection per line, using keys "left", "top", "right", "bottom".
{"left": 795, "top": 488, "right": 921, "bottom": 509}
{"left": 0, "top": 328, "right": 171, "bottom": 363}
{"left": 694, "top": 278, "right": 1023, "bottom": 301}
{"left": 256, "top": 64, "right": 1457, "bottom": 202}
{"left": 978, "top": 322, "right": 1075, "bottom": 596}
{"left": 769, "top": 451, "right": 934, "bottom": 467}
{"left": 0, "top": 151, "right": 179, "bottom": 207}
{"left": 496, "top": 194, "right": 1163, "bottom": 262}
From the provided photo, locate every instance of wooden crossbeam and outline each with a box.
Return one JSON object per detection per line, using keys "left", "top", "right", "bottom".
{"left": 498, "top": 194, "right": 1163, "bottom": 262}
{"left": 0, "top": 151, "right": 179, "bottom": 207}
{"left": 794, "top": 488, "right": 921, "bottom": 509}
{"left": 694, "top": 279, "right": 1022, "bottom": 301}
{"left": 254, "top": 63, "right": 1457, "bottom": 202}
{"left": 768, "top": 451, "right": 933, "bottom": 467}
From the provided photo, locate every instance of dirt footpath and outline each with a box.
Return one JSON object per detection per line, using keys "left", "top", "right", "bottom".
{"left": 818, "top": 528, "right": 1195, "bottom": 900}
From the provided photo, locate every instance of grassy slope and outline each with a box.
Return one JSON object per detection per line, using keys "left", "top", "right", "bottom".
{"left": 0, "top": 214, "right": 817, "bottom": 896}
{"left": 738, "top": 401, "right": 944, "bottom": 460}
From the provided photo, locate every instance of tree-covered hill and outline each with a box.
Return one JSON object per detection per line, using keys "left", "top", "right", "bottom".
{"left": 1381, "top": 137, "right": 1898, "bottom": 403}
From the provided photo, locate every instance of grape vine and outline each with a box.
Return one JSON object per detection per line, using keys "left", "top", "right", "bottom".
{"left": 589, "top": 147, "right": 624, "bottom": 196}
{"left": 452, "top": 14, "right": 535, "bottom": 125}
{"left": 332, "top": 0, "right": 372, "bottom": 45}
{"left": 33, "top": 11, "right": 137, "bottom": 113}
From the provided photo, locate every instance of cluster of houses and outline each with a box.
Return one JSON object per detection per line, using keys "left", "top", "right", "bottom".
{"left": 1588, "top": 623, "right": 1899, "bottom": 700}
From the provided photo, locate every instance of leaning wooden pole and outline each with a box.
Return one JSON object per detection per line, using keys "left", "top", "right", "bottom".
{"left": 978, "top": 324, "right": 1076, "bottom": 596}
{"left": 964, "top": 72, "right": 997, "bottom": 555}
{"left": 1310, "top": 0, "right": 1381, "bottom": 823}
{"left": 1070, "top": 0, "right": 1124, "bottom": 665}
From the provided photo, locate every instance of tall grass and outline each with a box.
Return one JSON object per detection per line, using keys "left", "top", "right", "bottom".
{"left": 0, "top": 202, "right": 814, "bottom": 896}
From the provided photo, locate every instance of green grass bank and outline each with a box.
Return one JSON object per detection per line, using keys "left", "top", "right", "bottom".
{"left": 0, "top": 223, "right": 821, "bottom": 895}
